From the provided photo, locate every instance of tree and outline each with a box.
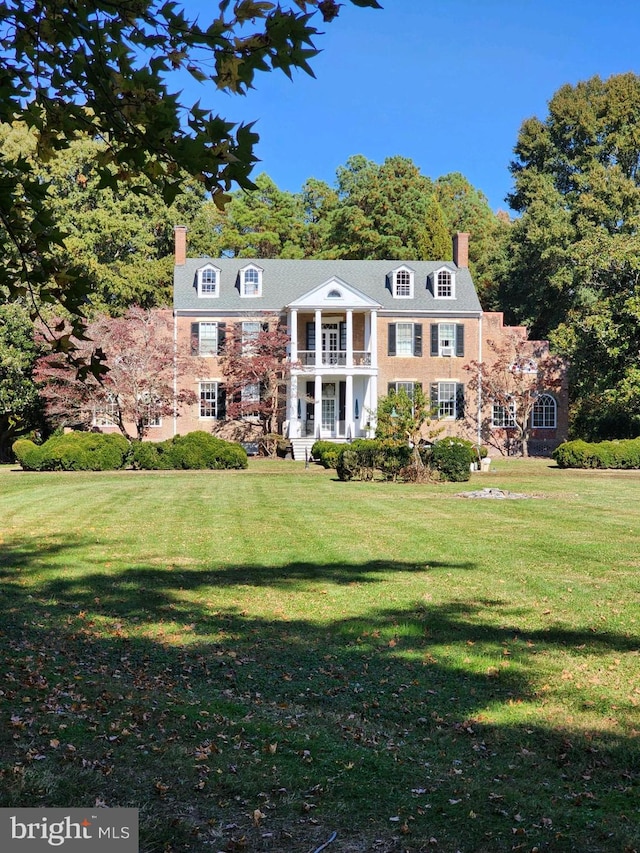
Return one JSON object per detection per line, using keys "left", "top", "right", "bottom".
{"left": 325, "top": 155, "right": 450, "bottom": 259}
{"left": 464, "top": 334, "right": 565, "bottom": 457}
{"left": 497, "top": 73, "right": 640, "bottom": 439}
{"left": 0, "top": 123, "right": 215, "bottom": 315}
{"left": 434, "top": 172, "right": 508, "bottom": 307}
{"left": 35, "top": 308, "right": 195, "bottom": 441}
{"left": 215, "top": 173, "right": 307, "bottom": 258}
{"left": 375, "top": 385, "right": 441, "bottom": 479}
{"left": 218, "top": 321, "right": 294, "bottom": 445}
{"left": 0, "top": 0, "right": 380, "bottom": 358}
{"left": 0, "top": 301, "right": 46, "bottom": 461}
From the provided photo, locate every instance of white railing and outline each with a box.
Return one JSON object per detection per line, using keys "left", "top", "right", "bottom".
{"left": 297, "top": 350, "right": 371, "bottom": 367}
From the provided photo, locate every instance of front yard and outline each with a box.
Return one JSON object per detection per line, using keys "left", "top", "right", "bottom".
{"left": 0, "top": 459, "right": 638, "bottom": 851}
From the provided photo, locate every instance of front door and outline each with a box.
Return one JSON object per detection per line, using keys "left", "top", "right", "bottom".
{"left": 322, "top": 324, "right": 339, "bottom": 365}
{"left": 321, "top": 382, "right": 337, "bottom": 436}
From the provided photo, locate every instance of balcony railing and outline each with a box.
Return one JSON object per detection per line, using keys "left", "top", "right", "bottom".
{"left": 297, "top": 350, "right": 371, "bottom": 367}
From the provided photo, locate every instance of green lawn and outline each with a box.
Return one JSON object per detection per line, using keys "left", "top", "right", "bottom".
{"left": 0, "top": 459, "right": 638, "bottom": 852}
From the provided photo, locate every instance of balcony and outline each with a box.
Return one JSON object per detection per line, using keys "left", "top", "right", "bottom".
{"left": 297, "top": 350, "right": 372, "bottom": 367}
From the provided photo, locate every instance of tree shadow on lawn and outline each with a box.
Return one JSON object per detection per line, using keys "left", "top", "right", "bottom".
{"left": 1, "top": 535, "right": 639, "bottom": 852}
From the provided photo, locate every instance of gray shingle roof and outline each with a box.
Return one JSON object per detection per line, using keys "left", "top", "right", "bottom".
{"left": 173, "top": 258, "right": 482, "bottom": 314}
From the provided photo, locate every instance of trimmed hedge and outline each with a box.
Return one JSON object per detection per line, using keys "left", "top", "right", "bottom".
{"left": 131, "top": 431, "right": 248, "bottom": 470}
{"left": 311, "top": 440, "right": 342, "bottom": 469}
{"left": 331, "top": 437, "right": 472, "bottom": 482}
{"left": 12, "top": 432, "right": 130, "bottom": 471}
{"left": 553, "top": 437, "right": 640, "bottom": 469}
{"left": 428, "top": 438, "right": 475, "bottom": 482}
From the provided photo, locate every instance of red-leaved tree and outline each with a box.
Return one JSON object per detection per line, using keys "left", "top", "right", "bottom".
{"left": 36, "top": 308, "right": 195, "bottom": 441}
{"left": 464, "top": 333, "right": 565, "bottom": 457}
{"left": 218, "top": 321, "right": 295, "bottom": 440}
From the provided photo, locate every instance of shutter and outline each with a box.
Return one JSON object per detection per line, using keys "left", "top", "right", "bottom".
{"left": 455, "top": 324, "right": 465, "bottom": 358}
{"left": 413, "top": 323, "right": 423, "bottom": 357}
{"left": 340, "top": 321, "right": 347, "bottom": 351}
{"left": 191, "top": 322, "right": 199, "bottom": 356}
{"left": 217, "top": 322, "right": 226, "bottom": 355}
{"left": 306, "top": 321, "right": 315, "bottom": 350}
{"left": 217, "top": 384, "right": 226, "bottom": 420}
{"left": 430, "top": 324, "right": 439, "bottom": 356}
{"left": 456, "top": 383, "right": 465, "bottom": 420}
{"left": 339, "top": 381, "right": 346, "bottom": 421}
{"left": 388, "top": 382, "right": 396, "bottom": 395}
{"left": 388, "top": 324, "right": 396, "bottom": 356}
{"left": 261, "top": 322, "right": 269, "bottom": 333}
{"left": 430, "top": 382, "right": 439, "bottom": 418}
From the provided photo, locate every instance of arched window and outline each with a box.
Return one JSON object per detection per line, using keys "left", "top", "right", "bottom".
{"left": 436, "top": 270, "right": 453, "bottom": 298}
{"left": 394, "top": 268, "right": 413, "bottom": 297}
{"left": 532, "top": 394, "right": 557, "bottom": 428}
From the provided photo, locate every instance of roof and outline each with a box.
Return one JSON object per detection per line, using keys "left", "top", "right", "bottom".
{"left": 173, "top": 258, "right": 483, "bottom": 315}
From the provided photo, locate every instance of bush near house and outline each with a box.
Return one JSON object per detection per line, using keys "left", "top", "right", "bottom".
{"left": 553, "top": 437, "right": 640, "bottom": 469}
{"left": 311, "top": 440, "right": 342, "bottom": 469}
{"left": 332, "top": 438, "right": 473, "bottom": 482}
{"left": 12, "top": 432, "right": 130, "bottom": 471}
{"left": 131, "top": 431, "right": 248, "bottom": 470}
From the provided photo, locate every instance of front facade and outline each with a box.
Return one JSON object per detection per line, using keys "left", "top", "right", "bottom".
{"left": 163, "top": 227, "right": 568, "bottom": 455}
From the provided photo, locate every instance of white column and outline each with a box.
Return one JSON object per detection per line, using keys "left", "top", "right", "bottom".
{"left": 314, "top": 309, "right": 322, "bottom": 368}
{"left": 345, "top": 374, "right": 353, "bottom": 438}
{"left": 314, "top": 374, "right": 322, "bottom": 437}
{"left": 289, "top": 308, "right": 298, "bottom": 361}
{"left": 368, "top": 374, "right": 378, "bottom": 437}
{"left": 346, "top": 309, "right": 353, "bottom": 368}
{"left": 369, "top": 309, "right": 378, "bottom": 368}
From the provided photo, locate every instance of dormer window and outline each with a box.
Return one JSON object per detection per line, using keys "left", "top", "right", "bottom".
{"left": 197, "top": 265, "right": 219, "bottom": 298}
{"left": 435, "top": 269, "right": 454, "bottom": 298}
{"left": 241, "top": 265, "right": 262, "bottom": 297}
{"left": 393, "top": 267, "right": 414, "bottom": 298}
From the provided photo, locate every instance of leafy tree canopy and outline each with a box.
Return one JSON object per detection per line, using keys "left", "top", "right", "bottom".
{"left": 498, "top": 72, "right": 640, "bottom": 439}
{"left": 0, "top": 0, "right": 380, "bottom": 354}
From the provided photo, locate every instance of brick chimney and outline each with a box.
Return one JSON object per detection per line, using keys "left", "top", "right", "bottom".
{"left": 174, "top": 225, "right": 187, "bottom": 266}
{"left": 453, "top": 232, "right": 470, "bottom": 268}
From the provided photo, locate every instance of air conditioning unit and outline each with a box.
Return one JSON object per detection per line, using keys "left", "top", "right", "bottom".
{"left": 440, "top": 346, "right": 454, "bottom": 357}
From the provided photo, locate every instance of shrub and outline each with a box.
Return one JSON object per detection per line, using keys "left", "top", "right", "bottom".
{"left": 12, "top": 432, "right": 130, "bottom": 471}
{"left": 554, "top": 437, "right": 640, "bottom": 469}
{"left": 430, "top": 438, "right": 474, "bottom": 482}
{"left": 131, "top": 431, "right": 247, "bottom": 470}
{"left": 311, "top": 440, "right": 342, "bottom": 469}
{"left": 336, "top": 439, "right": 382, "bottom": 481}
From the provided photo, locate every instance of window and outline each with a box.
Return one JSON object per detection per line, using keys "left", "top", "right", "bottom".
{"left": 198, "top": 322, "right": 218, "bottom": 355}
{"left": 241, "top": 266, "right": 262, "bottom": 297}
{"left": 327, "top": 289, "right": 342, "bottom": 298}
{"left": 393, "top": 268, "right": 413, "bottom": 298}
{"left": 242, "top": 321, "right": 261, "bottom": 353}
{"left": 430, "top": 382, "right": 465, "bottom": 420}
{"left": 388, "top": 323, "right": 422, "bottom": 357}
{"left": 199, "top": 381, "right": 225, "bottom": 419}
{"left": 388, "top": 381, "right": 420, "bottom": 397}
{"left": 532, "top": 394, "right": 556, "bottom": 428}
{"left": 492, "top": 402, "right": 516, "bottom": 428}
{"left": 241, "top": 383, "right": 260, "bottom": 404}
{"left": 435, "top": 269, "right": 454, "bottom": 298}
{"left": 93, "top": 393, "right": 118, "bottom": 427}
{"left": 139, "top": 392, "right": 161, "bottom": 428}
{"left": 197, "top": 265, "right": 219, "bottom": 297}
{"left": 430, "top": 323, "right": 464, "bottom": 357}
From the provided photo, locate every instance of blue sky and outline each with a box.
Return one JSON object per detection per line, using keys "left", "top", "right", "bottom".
{"left": 186, "top": 1, "right": 640, "bottom": 212}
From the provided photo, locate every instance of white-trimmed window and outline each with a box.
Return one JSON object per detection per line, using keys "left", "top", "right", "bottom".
{"left": 242, "top": 320, "right": 261, "bottom": 353}
{"left": 93, "top": 392, "right": 118, "bottom": 427}
{"left": 430, "top": 323, "right": 464, "bottom": 357}
{"left": 198, "top": 322, "right": 218, "bottom": 355}
{"left": 197, "top": 265, "right": 219, "bottom": 297}
{"left": 388, "top": 381, "right": 418, "bottom": 397}
{"left": 199, "top": 381, "right": 221, "bottom": 419}
{"left": 492, "top": 401, "right": 516, "bottom": 428}
{"left": 388, "top": 322, "right": 422, "bottom": 357}
{"left": 393, "top": 267, "right": 413, "bottom": 298}
{"left": 435, "top": 269, "right": 454, "bottom": 298}
{"left": 532, "top": 393, "right": 557, "bottom": 428}
{"left": 241, "top": 265, "right": 262, "bottom": 297}
{"left": 431, "top": 381, "right": 465, "bottom": 420}
{"left": 139, "top": 392, "right": 162, "bottom": 428}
